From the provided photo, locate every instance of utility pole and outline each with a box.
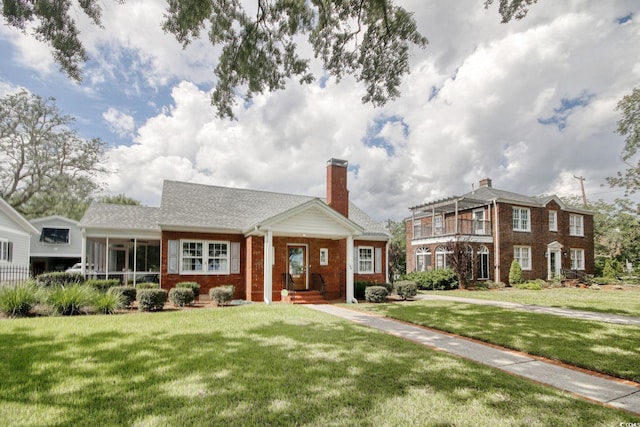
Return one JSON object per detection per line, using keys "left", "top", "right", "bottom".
{"left": 573, "top": 175, "right": 587, "bottom": 207}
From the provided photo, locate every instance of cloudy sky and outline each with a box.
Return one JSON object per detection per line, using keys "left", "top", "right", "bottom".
{"left": 1, "top": 0, "right": 639, "bottom": 222}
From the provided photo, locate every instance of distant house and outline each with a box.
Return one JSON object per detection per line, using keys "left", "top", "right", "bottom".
{"left": 78, "top": 159, "right": 391, "bottom": 302}
{"left": 0, "top": 198, "right": 38, "bottom": 282}
{"left": 29, "top": 216, "right": 82, "bottom": 275}
{"left": 406, "top": 178, "right": 594, "bottom": 284}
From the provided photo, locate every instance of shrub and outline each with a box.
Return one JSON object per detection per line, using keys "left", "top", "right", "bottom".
{"left": 136, "top": 282, "right": 159, "bottom": 290}
{"left": 209, "top": 286, "right": 235, "bottom": 306}
{"left": 36, "top": 272, "right": 84, "bottom": 288}
{"left": 404, "top": 269, "right": 458, "bottom": 291}
{"left": 85, "top": 279, "right": 120, "bottom": 293}
{"left": 514, "top": 283, "right": 542, "bottom": 291}
{"left": 394, "top": 281, "right": 417, "bottom": 300}
{"left": 0, "top": 281, "right": 40, "bottom": 317}
{"left": 169, "top": 287, "right": 195, "bottom": 307}
{"left": 365, "top": 286, "right": 388, "bottom": 303}
{"left": 47, "top": 284, "right": 96, "bottom": 315}
{"left": 137, "top": 289, "right": 167, "bottom": 311}
{"left": 176, "top": 282, "right": 200, "bottom": 299}
{"left": 108, "top": 286, "right": 136, "bottom": 307}
{"left": 508, "top": 260, "right": 523, "bottom": 285}
{"left": 602, "top": 258, "right": 622, "bottom": 279}
{"left": 93, "top": 292, "right": 125, "bottom": 314}
{"left": 354, "top": 281, "right": 375, "bottom": 300}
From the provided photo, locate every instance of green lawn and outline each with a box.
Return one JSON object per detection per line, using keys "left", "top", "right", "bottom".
{"left": 426, "top": 287, "right": 640, "bottom": 316}
{"left": 1, "top": 305, "right": 638, "bottom": 426}
{"left": 356, "top": 300, "right": 640, "bottom": 382}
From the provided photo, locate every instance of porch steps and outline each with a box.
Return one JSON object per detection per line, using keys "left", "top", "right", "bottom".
{"left": 283, "top": 290, "right": 328, "bottom": 304}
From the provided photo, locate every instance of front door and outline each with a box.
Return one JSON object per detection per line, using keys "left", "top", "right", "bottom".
{"left": 548, "top": 250, "right": 561, "bottom": 280}
{"left": 288, "top": 245, "right": 307, "bottom": 291}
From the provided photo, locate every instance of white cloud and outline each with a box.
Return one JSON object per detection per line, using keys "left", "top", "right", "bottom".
{"left": 102, "top": 108, "right": 135, "bottom": 138}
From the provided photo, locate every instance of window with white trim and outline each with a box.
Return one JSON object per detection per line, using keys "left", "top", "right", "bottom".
{"left": 435, "top": 246, "right": 450, "bottom": 270}
{"left": 512, "top": 207, "right": 530, "bottom": 232}
{"left": 358, "top": 247, "right": 374, "bottom": 274}
{"left": 180, "top": 240, "right": 229, "bottom": 274}
{"left": 570, "top": 249, "right": 585, "bottom": 270}
{"left": 477, "top": 245, "right": 490, "bottom": 279}
{"left": 413, "top": 221, "right": 421, "bottom": 239}
{"left": 415, "top": 248, "right": 431, "bottom": 272}
{"left": 513, "top": 246, "right": 531, "bottom": 270}
{"left": 0, "top": 239, "right": 12, "bottom": 262}
{"left": 434, "top": 215, "right": 443, "bottom": 235}
{"left": 548, "top": 211, "right": 557, "bottom": 232}
{"left": 40, "top": 227, "right": 70, "bottom": 244}
{"left": 569, "top": 214, "right": 584, "bottom": 236}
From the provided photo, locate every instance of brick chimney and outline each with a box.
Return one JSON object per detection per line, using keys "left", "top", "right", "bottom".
{"left": 326, "top": 158, "right": 349, "bottom": 217}
{"left": 479, "top": 178, "right": 492, "bottom": 188}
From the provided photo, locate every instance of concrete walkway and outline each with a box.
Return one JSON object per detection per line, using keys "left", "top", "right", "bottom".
{"left": 414, "top": 294, "right": 640, "bottom": 326}
{"left": 307, "top": 304, "right": 640, "bottom": 415}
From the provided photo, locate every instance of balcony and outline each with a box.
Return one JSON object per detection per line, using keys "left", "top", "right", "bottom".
{"left": 412, "top": 218, "right": 493, "bottom": 244}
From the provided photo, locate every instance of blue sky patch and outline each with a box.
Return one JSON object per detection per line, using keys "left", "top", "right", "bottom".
{"left": 616, "top": 13, "right": 633, "bottom": 24}
{"left": 537, "top": 91, "right": 596, "bottom": 130}
{"left": 362, "top": 115, "right": 409, "bottom": 156}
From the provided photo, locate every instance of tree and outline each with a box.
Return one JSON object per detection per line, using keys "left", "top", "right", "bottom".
{"left": 0, "top": 90, "right": 106, "bottom": 219}
{"left": 508, "top": 259, "right": 523, "bottom": 285}
{"left": 608, "top": 87, "right": 640, "bottom": 195}
{"left": 97, "top": 194, "right": 140, "bottom": 205}
{"left": 1, "top": 0, "right": 536, "bottom": 119}
{"left": 385, "top": 219, "right": 406, "bottom": 283}
{"left": 444, "top": 237, "right": 473, "bottom": 289}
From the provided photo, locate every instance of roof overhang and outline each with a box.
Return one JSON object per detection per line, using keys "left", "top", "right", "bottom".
{"left": 410, "top": 196, "right": 491, "bottom": 216}
{"left": 0, "top": 198, "right": 39, "bottom": 235}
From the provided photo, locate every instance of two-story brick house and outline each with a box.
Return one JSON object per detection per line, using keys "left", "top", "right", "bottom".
{"left": 406, "top": 178, "right": 594, "bottom": 284}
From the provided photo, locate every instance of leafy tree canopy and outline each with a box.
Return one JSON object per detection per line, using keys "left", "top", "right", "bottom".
{"left": 1, "top": 0, "right": 536, "bottom": 119}
{"left": 608, "top": 87, "right": 640, "bottom": 195}
{"left": 96, "top": 193, "right": 141, "bottom": 205}
{"left": 0, "top": 90, "right": 106, "bottom": 220}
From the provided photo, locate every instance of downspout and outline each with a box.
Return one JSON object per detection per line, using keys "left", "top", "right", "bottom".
{"left": 492, "top": 200, "right": 500, "bottom": 283}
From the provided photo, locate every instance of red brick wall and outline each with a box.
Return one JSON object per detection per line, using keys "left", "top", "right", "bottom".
{"left": 327, "top": 162, "right": 349, "bottom": 218}
{"left": 245, "top": 235, "right": 264, "bottom": 302}
{"left": 354, "top": 239, "right": 388, "bottom": 285}
{"left": 161, "top": 231, "right": 245, "bottom": 299}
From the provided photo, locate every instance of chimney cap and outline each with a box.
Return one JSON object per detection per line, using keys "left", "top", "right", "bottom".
{"left": 327, "top": 158, "right": 348, "bottom": 168}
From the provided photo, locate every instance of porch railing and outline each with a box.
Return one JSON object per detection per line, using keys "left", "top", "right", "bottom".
{"left": 413, "top": 219, "right": 492, "bottom": 240}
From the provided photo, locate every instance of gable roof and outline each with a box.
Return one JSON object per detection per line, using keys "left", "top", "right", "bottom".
{"left": 0, "top": 198, "right": 39, "bottom": 235}
{"left": 30, "top": 215, "right": 79, "bottom": 226}
{"left": 79, "top": 180, "right": 389, "bottom": 240}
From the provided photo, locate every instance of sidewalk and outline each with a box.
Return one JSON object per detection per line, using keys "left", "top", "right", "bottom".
{"left": 414, "top": 294, "right": 640, "bottom": 326}
{"left": 307, "top": 304, "right": 640, "bottom": 415}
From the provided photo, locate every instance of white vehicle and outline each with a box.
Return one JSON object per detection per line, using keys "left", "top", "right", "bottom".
{"left": 65, "top": 263, "right": 93, "bottom": 274}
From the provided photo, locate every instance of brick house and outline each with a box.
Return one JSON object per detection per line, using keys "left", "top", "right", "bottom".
{"left": 78, "top": 159, "right": 390, "bottom": 303}
{"left": 405, "top": 178, "right": 594, "bottom": 284}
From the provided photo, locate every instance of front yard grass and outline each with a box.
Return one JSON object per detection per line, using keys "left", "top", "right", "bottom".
{"left": 1, "top": 305, "right": 638, "bottom": 426}
{"left": 356, "top": 300, "right": 640, "bottom": 382}
{"left": 426, "top": 287, "right": 640, "bottom": 316}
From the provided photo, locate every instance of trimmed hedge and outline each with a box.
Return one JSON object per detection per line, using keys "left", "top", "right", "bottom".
{"left": 108, "top": 286, "right": 136, "bottom": 307}
{"left": 404, "top": 269, "right": 458, "bottom": 291}
{"left": 137, "top": 289, "right": 167, "bottom": 311}
{"left": 209, "top": 286, "right": 234, "bottom": 306}
{"left": 365, "top": 286, "right": 388, "bottom": 303}
{"left": 176, "top": 282, "right": 200, "bottom": 299}
{"left": 394, "top": 280, "right": 417, "bottom": 300}
{"left": 169, "top": 287, "right": 195, "bottom": 307}
{"left": 136, "top": 282, "right": 159, "bottom": 290}
{"left": 36, "top": 272, "right": 84, "bottom": 288}
{"left": 86, "top": 279, "right": 120, "bottom": 293}
{"left": 355, "top": 281, "right": 375, "bottom": 300}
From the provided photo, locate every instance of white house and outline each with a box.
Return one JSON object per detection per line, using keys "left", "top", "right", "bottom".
{"left": 29, "top": 216, "right": 82, "bottom": 274}
{"left": 0, "top": 198, "right": 38, "bottom": 283}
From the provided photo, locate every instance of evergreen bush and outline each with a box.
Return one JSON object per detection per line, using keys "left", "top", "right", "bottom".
{"left": 508, "top": 260, "right": 523, "bottom": 285}
{"left": 136, "top": 282, "right": 159, "bottom": 290}
{"left": 36, "top": 272, "right": 83, "bottom": 288}
{"left": 394, "top": 281, "right": 417, "bottom": 300}
{"left": 176, "top": 282, "right": 200, "bottom": 299}
{"left": 169, "top": 287, "right": 195, "bottom": 307}
{"left": 137, "top": 289, "right": 167, "bottom": 311}
{"left": 354, "top": 281, "right": 375, "bottom": 299}
{"left": 404, "top": 269, "right": 458, "bottom": 290}
{"left": 364, "top": 286, "right": 388, "bottom": 303}
{"left": 209, "top": 286, "right": 235, "bottom": 306}
{"left": 85, "top": 279, "right": 120, "bottom": 293}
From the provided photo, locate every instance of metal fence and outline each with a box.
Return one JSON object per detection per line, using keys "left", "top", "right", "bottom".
{"left": 0, "top": 265, "right": 32, "bottom": 285}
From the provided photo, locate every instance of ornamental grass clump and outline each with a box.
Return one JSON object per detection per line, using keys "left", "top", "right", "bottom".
{"left": 93, "top": 292, "right": 125, "bottom": 314}
{"left": 169, "top": 287, "right": 195, "bottom": 307}
{"left": 365, "top": 286, "right": 388, "bottom": 303}
{"left": 137, "top": 289, "right": 167, "bottom": 311}
{"left": 108, "top": 286, "right": 136, "bottom": 307}
{"left": 209, "top": 285, "right": 235, "bottom": 306}
{"left": 47, "top": 284, "right": 96, "bottom": 315}
{"left": 0, "top": 281, "right": 40, "bottom": 317}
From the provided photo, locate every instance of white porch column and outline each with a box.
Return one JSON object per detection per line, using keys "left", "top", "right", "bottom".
{"left": 263, "top": 230, "right": 273, "bottom": 304}
{"left": 346, "top": 235, "right": 354, "bottom": 303}
{"left": 81, "top": 229, "right": 86, "bottom": 276}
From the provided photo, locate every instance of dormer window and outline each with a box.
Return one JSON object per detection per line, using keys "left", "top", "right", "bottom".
{"left": 40, "top": 227, "right": 70, "bottom": 244}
